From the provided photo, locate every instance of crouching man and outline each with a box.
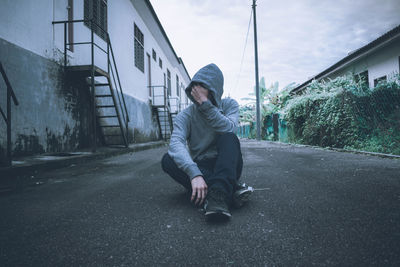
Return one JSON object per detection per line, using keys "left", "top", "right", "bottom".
{"left": 161, "top": 63, "right": 252, "bottom": 220}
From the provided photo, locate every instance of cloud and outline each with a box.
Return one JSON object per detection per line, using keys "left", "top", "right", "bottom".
{"left": 150, "top": 0, "right": 400, "bottom": 103}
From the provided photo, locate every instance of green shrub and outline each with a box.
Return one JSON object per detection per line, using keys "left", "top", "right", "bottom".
{"left": 283, "top": 74, "right": 400, "bottom": 154}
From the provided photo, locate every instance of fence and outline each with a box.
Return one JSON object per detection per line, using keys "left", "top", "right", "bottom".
{"left": 237, "top": 124, "right": 251, "bottom": 138}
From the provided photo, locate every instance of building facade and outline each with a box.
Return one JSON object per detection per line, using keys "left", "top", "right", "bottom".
{"left": 291, "top": 25, "right": 400, "bottom": 94}
{"left": 0, "top": 0, "right": 190, "bottom": 162}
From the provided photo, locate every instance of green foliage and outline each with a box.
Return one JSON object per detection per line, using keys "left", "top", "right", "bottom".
{"left": 239, "top": 77, "right": 295, "bottom": 139}
{"left": 239, "top": 73, "right": 400, "bottom": 155}
{"left": 283, "top": 74, "right": 400, "bottom": 154}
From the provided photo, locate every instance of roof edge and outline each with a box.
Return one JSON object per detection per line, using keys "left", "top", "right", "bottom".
{"left": 144, "top": 0, "right": 191, "bottom": 80}
{"left": 290, "top": 24, "right": 400, "bottom": 95}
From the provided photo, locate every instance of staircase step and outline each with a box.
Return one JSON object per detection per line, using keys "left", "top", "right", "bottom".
{"left": 106, "top": 144, "right": 124, "bottom": 146}
{"left": 94, "top": 83, "right": 110, "bottom": 86}
{"left": 95, "top": 94, "right": 113, "bottom": 98}
{"left": 96, "top": 105, "right": 115, "bottom": 108}
{"left": 97, "top": 115, "right": 118, "bottom": 118}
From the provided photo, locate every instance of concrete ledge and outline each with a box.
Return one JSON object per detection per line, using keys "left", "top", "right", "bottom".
{"left": 0, "top": 141, "right": 167, "bottom": 185}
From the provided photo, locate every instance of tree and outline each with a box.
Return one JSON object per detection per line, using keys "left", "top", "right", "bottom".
{"left": 240, "top": 77, "right": 296, "bottom": 139}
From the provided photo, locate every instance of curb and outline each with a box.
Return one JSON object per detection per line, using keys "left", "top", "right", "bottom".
{"left": 0, "top": 141, "right": 167, "bottom": 187}
{"left": 240, "top": 139, "right": 400, "bottom": 160}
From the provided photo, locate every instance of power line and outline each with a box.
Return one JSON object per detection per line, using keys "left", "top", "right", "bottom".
{"left": 233, "top": 8, "right": 253, "bottom": 93}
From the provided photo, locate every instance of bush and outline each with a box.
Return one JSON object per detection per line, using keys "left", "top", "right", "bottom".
{"left": 282, "top": 74, "right": 400, "bottom": 154}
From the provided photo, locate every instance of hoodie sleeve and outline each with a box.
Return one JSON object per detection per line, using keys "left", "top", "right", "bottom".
{"left": 167, "top": 109, "right": 203, "bottom": 180}
{"left": 197, "top": 98, "right": 239, "bottom": 133}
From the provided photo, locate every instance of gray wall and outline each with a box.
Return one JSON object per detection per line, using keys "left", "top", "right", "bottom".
{"left": 0, "top": 38, "right": 160, "bottom": 164}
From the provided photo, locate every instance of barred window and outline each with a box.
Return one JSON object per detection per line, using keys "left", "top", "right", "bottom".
{"left": 134, "top": 24, "right": 144, "bottom": 72}
{"left": 176, "top": 75, "right": 180, "bottom": 96}
{"left": 159, "top": 58, "right": 163, "bottom": 69}
{"left": 167, "top": 69, "right": 171, "bottom": 96}
{"left": 84, "top": 0, "right": 108, "bottom": 41}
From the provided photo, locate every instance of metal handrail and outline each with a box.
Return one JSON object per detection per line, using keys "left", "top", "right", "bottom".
{"left": 168, "top": 96, "right": 180, "bottom": 114}
{"left": 107, "top": 35, "right": 129, "bottom": 123}
{"left": 52, "top": 19, "right": 108, "bottom": 67}
{"left": 149, "top": 85, "right": 173, "bottom": 140}
{"left": 0, "top": 61, "right": 19, "bottom": 166}
{"left": 0, "top": 63, "right": 18, "bottom": 106}
{"left": 150, "top": 85, "right": 168, "bottom": 107}
{"left": 52, "top": 18, "right": 130, "bottom": 149}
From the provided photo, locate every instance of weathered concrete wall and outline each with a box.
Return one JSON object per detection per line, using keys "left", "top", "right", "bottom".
{"left": 124, "top": 95, "right": 160, "bottom": 143}
{"left": 0, "top": 38, "right": 160, "bottom": 164}
{"left": 0, "top": 38, "right": 92, "bottom": 162}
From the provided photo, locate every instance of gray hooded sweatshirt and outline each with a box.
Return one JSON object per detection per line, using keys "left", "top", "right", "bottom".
{"left": 167, "top": 63, "right": 239, "bottom": 179}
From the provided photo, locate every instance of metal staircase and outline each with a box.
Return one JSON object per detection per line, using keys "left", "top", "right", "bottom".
{"left": 150, "top": 86, "right": 174, "bottom": 140}
{"left": 168, "top": 96, "right": 180, "bottom": 122}
{"left": 53, "top": 19, "right": 129, "bottom": 151}
{"left": 0, "top": 61, "right": 19, "bottom": 166}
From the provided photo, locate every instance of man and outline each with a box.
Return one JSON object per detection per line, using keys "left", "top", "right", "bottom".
{"left": 161, "top": 63, "right": 253, "bottom": 220}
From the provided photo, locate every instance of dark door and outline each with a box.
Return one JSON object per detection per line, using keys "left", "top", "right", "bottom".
{"left": 67, "top": 0, "right": 74, "bottom": 51}
{"left": 147, "top": 53, "right": 151, "bottom": 97}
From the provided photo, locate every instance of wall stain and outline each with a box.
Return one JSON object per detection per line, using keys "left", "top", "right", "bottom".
{"left": 14, "top": 134, "right": 45, "bottom": 156}
{"left": 133, "top": 128, "right": 158, "bottom": 143}
{"left": 0, "top": 145, "right": 5, "bottom": 165}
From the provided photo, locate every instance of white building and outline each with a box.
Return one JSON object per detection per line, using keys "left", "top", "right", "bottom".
{"left": 291, "top": 25, "right": 400, "bottom": 94}
{"left": 0, "top": 0, "right": 191, "bottom": 162}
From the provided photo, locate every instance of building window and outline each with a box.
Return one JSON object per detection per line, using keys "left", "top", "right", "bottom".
{"left": 152, "top": 49, "right": 157, "bottom": 61}
{"left": 167, "top": 69, "right": 171, "bottom": 96}
{"left": 354, "top": 70, "right": 369, "bottom": 88}
{"left": 134, "top": 24, "right": 144, "bottom": 72}
{"left": 84, "top": 0, "right": 108, "bottom": 41}
{"left": 374, "top": 75, "right": 387, "bottom": 87}
{"left": 176, "top": 75, "right": 180, "bottom": 96}
{"left": 159, "top": 58, "right": 163, "bottom": 69}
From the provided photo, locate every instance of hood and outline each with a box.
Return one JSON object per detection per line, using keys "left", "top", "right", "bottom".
{"left": 185, "top": 63, "right": 224, "bottom": 107}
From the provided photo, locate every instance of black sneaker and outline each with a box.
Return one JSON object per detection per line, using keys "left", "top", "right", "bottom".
{"left": 232, "top": 182, "right": 254, "bottom": 208}
{"left": 204, "top": 188, "right": 231, "bottom": 220}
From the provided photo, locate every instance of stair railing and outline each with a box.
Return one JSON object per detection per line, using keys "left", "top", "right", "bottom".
{"left": 0, "top": 62, "right": 19, "bottom": 166}
{"left": 150, "top": 85, "right": 174, "bottom": 140}
{"left": 106, "top": 35, "right": 130, "bottom": 141}
{"left": 168, "top": 96, "right": 180, "bottom": 114}
{"left": 52, "top": 18, "right": 129, "bottom": 149}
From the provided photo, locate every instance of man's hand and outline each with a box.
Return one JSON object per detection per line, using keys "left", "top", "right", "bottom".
{"left": 191, "top": 176, "right": 208, "bottom": 205}
{"left": 191, "top": 85, "right": 209, "bottom": 105}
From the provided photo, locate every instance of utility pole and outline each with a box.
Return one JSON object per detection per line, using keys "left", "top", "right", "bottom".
{"left": 252, "top": 0, "right": 261, "bottom": 140}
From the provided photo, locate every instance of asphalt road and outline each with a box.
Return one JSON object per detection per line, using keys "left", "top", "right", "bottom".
{"left": 0, "top": 140, "right": 399, "bottom": 266}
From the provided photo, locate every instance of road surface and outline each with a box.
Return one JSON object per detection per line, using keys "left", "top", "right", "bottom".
{"left": 1, "top": 140, "right": 399, "bottom": 266}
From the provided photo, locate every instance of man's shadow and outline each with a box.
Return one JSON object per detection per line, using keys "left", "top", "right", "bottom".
{"left": 164, "top": 189, "right": 231, "bottom": 225}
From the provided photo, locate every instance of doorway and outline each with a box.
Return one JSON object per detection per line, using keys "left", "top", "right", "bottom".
{"left": 147, "top": 53, "right": 151, "bottom": 97}
{"left": 67, "top": 0, "right": 74, "bottom": 51}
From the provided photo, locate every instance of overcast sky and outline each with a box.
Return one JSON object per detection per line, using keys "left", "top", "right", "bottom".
{"left": 150, "top": 0, "right": 400, "bottom": 103}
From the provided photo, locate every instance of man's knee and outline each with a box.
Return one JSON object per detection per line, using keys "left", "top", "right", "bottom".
{"left": 217, "top": 132, "right": 240, "bottom": 147}
{"left": 161, "top": 153, "right": 173, "bottom": 173}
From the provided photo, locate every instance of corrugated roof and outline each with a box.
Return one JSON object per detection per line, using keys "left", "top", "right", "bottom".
{"left": 290, "top": 24, "right": 400, "bottom": 95}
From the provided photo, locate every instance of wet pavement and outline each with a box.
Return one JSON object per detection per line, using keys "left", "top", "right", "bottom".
{"left": 0, "top": 140, "right": 399, "bottom": 266}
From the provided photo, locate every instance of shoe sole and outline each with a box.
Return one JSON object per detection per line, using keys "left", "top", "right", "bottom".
{"left": 205, "top": 210, "right": 231, "bottom": 221}
{"left": 233, "top": 188, "right": 253, "bottom": 208}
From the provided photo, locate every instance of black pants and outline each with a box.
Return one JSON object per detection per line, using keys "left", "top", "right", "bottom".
{"left": 161, "top": 132, "right": 243, "bottom": 197}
